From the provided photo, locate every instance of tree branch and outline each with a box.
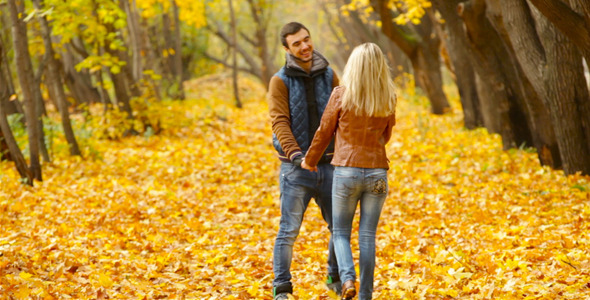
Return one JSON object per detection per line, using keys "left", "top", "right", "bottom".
{"left": 528, "top": 0, "right": 590, "bottom": 59}
{"left": 369, "top": 0, "right": 418, "bottom": 57}
{"left": 203, "top": 52, "right": 258, "bottom": 77}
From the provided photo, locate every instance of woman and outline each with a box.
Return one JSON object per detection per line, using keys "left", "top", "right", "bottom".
{"left": 301, "top": 43, "right": 396, "bottom": 300}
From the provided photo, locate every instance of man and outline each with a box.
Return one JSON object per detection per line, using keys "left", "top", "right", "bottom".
{"left": 268, "top": 22, "right": 340, "bottom": 299}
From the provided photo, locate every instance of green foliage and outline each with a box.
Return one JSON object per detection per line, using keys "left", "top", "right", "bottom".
{"left": 44, "top": 0, "right": 127, "bottom": 73}
{"left": 42, "top": 116, "right": 62, "bottom": 158}
{"left": 7, "top": 114, "right": 27, "bottom": 152}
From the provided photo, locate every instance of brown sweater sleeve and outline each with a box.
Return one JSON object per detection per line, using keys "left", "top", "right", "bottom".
{"left": 332, "top": 72, "right": 340, "bottom": 88}
{"left": 268, "top": 75, "right": 302, "bottom": 160}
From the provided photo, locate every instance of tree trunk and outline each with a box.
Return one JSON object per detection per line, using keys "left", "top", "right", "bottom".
{"left": 161, "top": 6, "right": 177, "bottom": 98}
{"left": 486, "top": 0, "right": 562, "bottom": 168}
{"left": 0, "top": 69, "right": 33, "bottom": 186}
{"left": 121, "top": 0, "right": 142, "bottom": 82}
{"left": 246, "top": 0, "right": 276, "bottom": 89}
{"left": 139, "top": 18, "right": 162, "bottom": 101}
{"left": 458, "top": 0, "right": 534, "bottom": 150}
{"left": 473, "top": 72, "right": 501, "bottom": 134}
{"left": 0, "top": 40, "right": 12, "bottom": 162}
{"left": 109, "top": 67, "right": 134, "bottom": 118}
{"left": 0, "top": 33, "right": 23, "bottom": 116}
{"left": 371, "top": 0, "right": 451, "bottom": 114}
{"left": 501, "top": 0, "right": 590, "bottom": 175}
{"left": 432, "top": 0, "right": 483, "bottom": 129}
{"left": 171, "top": 0, "right": 185, "bottom": 100}
{"left": 61, "top": 45, "right": 103, "bottom": 106}
{"left": 7, "top": 0, "right": 42, "bottom": 181}
{"left": 528, "top": 0, "right": 590, "bottom": 61}
{"left": 33, "top": 0, "right": 81, "bottom": 156}
{"left": 229, "top": 0, "right": 242, "bottom": 108}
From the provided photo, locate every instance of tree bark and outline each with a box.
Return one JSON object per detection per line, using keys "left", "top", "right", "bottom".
{"left": 121, "top": 0, "right": 142, "bottom": 82}
{"left": 171, "top": 0, "right": 185, "bottom": 100}
{"left": 0, "top": 32, "right": 23, "bottom": 116}
{"left": 33, "top": 57, "right": 51, "bottom": 164}
{"left": 371, "top": 0, "right": 451, "bottom": 114}
{"left": 229, "top": 0, "right": 242, "bottom": 108}
{"left": 432, "top": 0, "right": 483, "bottom": 129}
{"left": 246, "top": 0, "right": 276, "bottom": 89}
{"left": 528, "top": 0, "right": 590, "bottom": 61}
{"left": 486, "top": 0, "right": 561, "bottom": 168}
{"left": 501, "top": 0, "right": 590, "bottom": 175}
{"left": 0, "top": 68, "right": 33, "bottom": 185}
{"left": 7, "top": 0, "right": 42, "bottom": 181}
{"left": 61, "top": 44, "right": 103, "bottom": 106}
{"left": 458, "top": 0, "right": 534, "bottom": 150}
{"left": 33, "top": 0, "right": 81, "bottom": 156}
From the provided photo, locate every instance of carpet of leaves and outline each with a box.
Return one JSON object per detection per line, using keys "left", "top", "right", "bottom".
{"left": 1, "top": 75, "right": 589, "bottom": 299}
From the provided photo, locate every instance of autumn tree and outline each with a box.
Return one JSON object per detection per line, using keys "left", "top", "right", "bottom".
{"left": 0, "top": 38, "right": 33, "bottom": 185}
{"left": 228, "top": 0, "right": 242, "bottom": 108}
{"left": 425, "top": 0, "right": 587, "bottom": 173}
{"left": 7, "top": 0, "right": 43, "bottom": 181}
{"left": 32, "top": 0, "right": 82, "bottom": 156}
{"left": 320, "top": 0, "right": 410, "bottom": 77}
{"left": 430, "top": 0, "right": 482, "bottom": 129}
{"left": 205, "top": 0, "right": 277, "bottom": 89}
{"left": 368, "top": 0, "right": 451, "bottom": 114}
{"left": 496, "top": 0, "right": 590, "bottom": 175}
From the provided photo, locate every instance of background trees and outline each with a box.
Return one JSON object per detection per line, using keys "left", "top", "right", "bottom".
{"left": 322, "top": 0, "right": 589, "bottom": 175}
{"left": 0, "top": 0, "right": 589, "bottom": 185}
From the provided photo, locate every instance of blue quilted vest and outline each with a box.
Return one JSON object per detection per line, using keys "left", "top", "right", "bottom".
{"left": 272, "top": 66, "right": 335, "bottom": 163}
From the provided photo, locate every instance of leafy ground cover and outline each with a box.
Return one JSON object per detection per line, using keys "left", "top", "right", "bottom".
{"left": 0, "top": 75, "right": 589, "bottom": 299}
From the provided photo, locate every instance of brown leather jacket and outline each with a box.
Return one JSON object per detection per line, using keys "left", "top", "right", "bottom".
{"left": 305, "top": 86, "right": 396, "bottom": 169}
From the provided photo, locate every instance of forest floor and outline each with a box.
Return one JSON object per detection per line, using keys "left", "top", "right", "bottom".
{"left": 1, "top": 74, "right": 589, "bottom": 299}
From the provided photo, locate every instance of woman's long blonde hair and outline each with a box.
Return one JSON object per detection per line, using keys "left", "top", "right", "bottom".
{"left": 340, "top": 43, "right": 396, "bottom": 117}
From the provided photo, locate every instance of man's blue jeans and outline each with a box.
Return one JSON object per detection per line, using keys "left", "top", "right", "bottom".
{"left": 273, "top": 162, "right": 338, "bottom": 288}
{"left": 332, "top": 167, "right": 388, "bottom": 300}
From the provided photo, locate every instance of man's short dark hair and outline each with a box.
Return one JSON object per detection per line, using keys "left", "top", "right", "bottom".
{"left": 280, "top": 22, "right": 310, "bottom": 48}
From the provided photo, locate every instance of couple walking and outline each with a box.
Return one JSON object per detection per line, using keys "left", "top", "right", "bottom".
{"left": 268, "top": 22, "right": 397, "bottom": 300}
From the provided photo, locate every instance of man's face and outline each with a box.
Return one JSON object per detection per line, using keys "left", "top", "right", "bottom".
{"left": 284, "top": 29, "right": 313, "bottom": 62}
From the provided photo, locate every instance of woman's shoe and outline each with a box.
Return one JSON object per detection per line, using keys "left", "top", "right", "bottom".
{"left": 341, "top": 280, "right": 356, "bottom": 300}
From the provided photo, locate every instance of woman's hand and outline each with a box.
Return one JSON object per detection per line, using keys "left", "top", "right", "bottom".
{"left": 301, "top": 158, "right": 318, "bottom": 172}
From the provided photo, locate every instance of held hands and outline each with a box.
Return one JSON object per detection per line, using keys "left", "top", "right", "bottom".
{"left": 300, "top": 158, "right": 318, "bottom": 172}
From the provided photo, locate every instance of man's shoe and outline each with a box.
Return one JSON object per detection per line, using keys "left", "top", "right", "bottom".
{"left": 341, "top": 280, "right": 356, "bottom": 300}
{"left": 274, "top": 293, "right": 294, "bottom": 300}
{"left": 274, "top": 283, "right": 294, "bottom": 300}
{"left": 326, "top": 275, "right": 342, "bottom": 295}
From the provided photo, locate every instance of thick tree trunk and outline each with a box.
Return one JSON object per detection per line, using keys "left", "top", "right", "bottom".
{"left": 33, "top": 0, "right": 81, "bottom": 156}
{"left": 459, "top": 0, "right": 534, "bottom": 150}
{"left": 433, "top": 0, "right": 483, "bottom": 129}
{"left": 7, "top": 0, "right": 42, "bottom": 181}
{"left": 528, "top": 0, "right": 590, "bottom": 61}
{"left": 486, "top": 0, "right": 562, "bottom": 168}
{"left": 501, "top": 0, "right": 590, "bottom": 175}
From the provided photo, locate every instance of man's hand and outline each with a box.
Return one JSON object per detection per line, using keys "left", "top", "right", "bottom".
{"left": 292, "top": 156, "right": 303, "bottom": 167}
{"left": 301, "top": 158, "right": 318, "bottom": 172}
